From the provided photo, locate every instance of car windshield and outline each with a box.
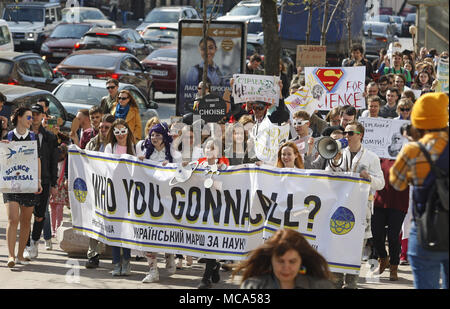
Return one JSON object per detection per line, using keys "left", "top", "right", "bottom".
{"left": 392, "top": 16, "right": 402, "bottom": 23}
{"left": 364, "top": 23, "right": 386, "bottom": 33}
{"left": 144, "top": 10, "right": 179, "bottom": 23}
{"left": 54, "top": 84, "right": 107, "bottom": 105}
{"left": 62, "top": 8, "right": 106, "bottom": 22}
{"left": 82, "top": 34, "right": 122, "bottom": 45}
{"left": 142, "top": 28, "right": 178, "bottom": 40}
{"left": 62, "top": 54, "right": 118, "bottom": 68}
{"left": 369, "top": 15, "right": 390, "bottom": 23}
{"left": 3, "top": 7, "right": 44, "bottom": 23}
{"left": 145, "top": 49, "right": 177, "bottom": 62}
{"left": 50, "top": 24, "right": 92, "bottom": 38}
{"left": 228, "top": 5, "right": 259, "bottom": 16}
{"left": 248, "top": 21, "right": 263, "bottom": 34}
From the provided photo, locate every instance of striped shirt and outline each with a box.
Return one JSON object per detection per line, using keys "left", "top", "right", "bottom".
{"left": 389, "top": 131, "right": 449, "bottom": 191}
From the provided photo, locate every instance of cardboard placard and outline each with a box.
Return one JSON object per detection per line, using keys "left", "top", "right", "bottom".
{"left": 296, "top": 45, "right": 327, "bottom": 67}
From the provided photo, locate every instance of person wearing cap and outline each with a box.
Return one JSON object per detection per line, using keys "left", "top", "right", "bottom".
{"left": 326, "top": 121, "right": 385, "bottom": 288}
{"left": 389, "top": 92, "right": 449, "bottom": 289}
{"left": 24, "top": 103, "right": 59, "bottom": 258}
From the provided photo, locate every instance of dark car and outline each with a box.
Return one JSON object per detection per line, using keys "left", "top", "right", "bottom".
{"left": 40, "top": 23, "right": 95, "bottom": 66}
{"left": 401, "top": 13, "right": 416, "bottom": 37}
{"left": 0, "top": 83, "right": 70, "bottom": 131}
{"left": 54, "top": 50, "right": 155, "bottom": 101}
{"left": 52, "top": 78, "right": 158, "bottom": 134}
{"left": 0, "top": 51, "right": 66, "bottom": 91}
{"left": 141, "top": 46, "right": 177, "bottom": 94}
{"left": 74, "top": 27, "right": 152, "bottom": 60}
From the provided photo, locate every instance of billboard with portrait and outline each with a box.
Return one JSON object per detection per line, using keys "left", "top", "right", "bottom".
{"left": 177, "top": 20, "right": 246, "bottom": 116}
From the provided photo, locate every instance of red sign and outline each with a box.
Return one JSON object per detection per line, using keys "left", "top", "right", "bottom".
{"left": 315, "top": 69, "right": 344, "bottom": 92}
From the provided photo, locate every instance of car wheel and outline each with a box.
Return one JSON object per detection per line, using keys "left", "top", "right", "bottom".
{"left": 148, "top": 84, "right": 155, "bottom": 102}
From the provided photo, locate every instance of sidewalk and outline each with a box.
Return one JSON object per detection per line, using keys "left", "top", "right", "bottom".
{"left": 0, "top": 194, "right": 414, "bottom": 289}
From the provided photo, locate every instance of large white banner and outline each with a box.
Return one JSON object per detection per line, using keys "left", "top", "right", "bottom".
{"left": 69, "top": 145, "right": 371, "bottom": 274}
{"left": 0, "top": 141, "right": 39, "bottom": 193}
{"left": 359, "top": 117, "right": 410, "bottom": 159}
{"left": 253, "top": 117, "right": 290, "bottom": 164}
{"left": 304, "top": 67, "right": 366, "bottom": 110}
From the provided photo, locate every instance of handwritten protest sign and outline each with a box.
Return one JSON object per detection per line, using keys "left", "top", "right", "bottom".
{"left": 296, "top": 45, "right": 326, "bottom": 67}
{"left": 304, "top": 66, "right": 366, "bottom": 110}
{"left": 359, "top": 117, "right": 410, "bottom": 159}
{"left": 69, "top": 145, "right": 371, "bottom": 274}
{"left": 253, "top": 117, "right": 290, "bottom": 164}
{"left": 284, "top": 87, "right": 319, "bottom": 117}
{"left": 232, "top": 74, "right": 280, "bottom": 105}
{"left": 0, "top": 141, "right": 39, "bottom": 193}
{"left": 436, "top": 58, "right": 449, "bottom": 92}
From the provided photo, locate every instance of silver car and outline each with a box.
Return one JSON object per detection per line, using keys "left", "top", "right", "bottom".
{"left": 52, "top": 78, "right": 158, "bottom": 136}
{"left": 363, "top": 21, "right": 399, "bottom": 59}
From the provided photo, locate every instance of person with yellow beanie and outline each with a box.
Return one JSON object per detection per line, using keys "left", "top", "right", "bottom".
{"left": 389, "top": 92, "right": 449, "bottom": 289}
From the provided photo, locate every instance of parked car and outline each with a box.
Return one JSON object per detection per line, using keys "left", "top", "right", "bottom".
{"left": 0, "top": 19, "right": 14, "bottom": 52}
{"left": 2, "top": 1, "right": 62, "bottom": 53}
{"left": 363, "top": 21, "right": 399, "bottom": 60}
{"left": 74, "top": 27, "right": 152, "bottom": 60}
{"left": 0, "top": 83, "right": 70, "bottom": 131}
{"left": 217, "top": 0, "right": 281, "bottom": 22}
{"left": 401, "top": 13, "right": 416, "bottom": 37}
{"left": 54, "top": 50, "right": 155, "bottom": 101}
{"left": 141, "top": 46, "right": 177, "bottom": 94}
{"left": 201, "top": 4, "right": 225, "bottom": 20}
{"left": 136, "top": 6, "right": 201, "bottom": 34}
{"left": 0, "top": 51, "right": 65, "bottom": 91}
{"left": 52, "top": 78, "right": 158, "bottom": 134}
{"left": 367, "top": 15, "right": 398, "bottom": 37}
{"left": 40, "top": 23, "right": 95, "bottom": 66}
{"left": 141, "top": 23, "right": 178, "bottom": 49}
{"left": 391, "top": 15, "right": 403, "bottom": 36}
{"left": 61, "top": 7, "right": 116, "bottom": 29}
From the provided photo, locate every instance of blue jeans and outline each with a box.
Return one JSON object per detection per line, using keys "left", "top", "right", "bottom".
{"left": 408, "top": 222, "right": 449, "bottom": 289}
{"left": 112, "top": 246, "right": 131, "bottom": 264}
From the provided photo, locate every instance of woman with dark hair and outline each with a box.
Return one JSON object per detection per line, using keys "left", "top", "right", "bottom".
{"left": 104, "top": 119, "right": 136, "bottom": 276}
{"left": 233, "top": 229, "right": 334, "bottom": 289}
{"left": 111, "top": 90, "right": 142, "bottom": 141}
{"left": 411, "top": 69, "right": 433, "bottom": 91}
{"left": 3, "top": 106, "right": 43, "bottom": 268}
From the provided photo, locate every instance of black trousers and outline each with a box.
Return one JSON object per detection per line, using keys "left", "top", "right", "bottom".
{"left": 27, "top": 183, "right": 51, "bottom": 245}
{"left": 371, "top": 207, "right": 406, "bottom": 266}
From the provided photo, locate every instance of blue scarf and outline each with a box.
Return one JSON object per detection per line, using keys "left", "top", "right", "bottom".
{"left": 115, "top": 103, "right": 130, "bottom": 120}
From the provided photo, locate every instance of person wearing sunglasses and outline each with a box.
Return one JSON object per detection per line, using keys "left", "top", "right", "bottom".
{"left": 103, "top": 119, "right": 136, "bottom": 276}
{"left": 289, "top": 110, "right": 315, "bottom": 160}
{"left": 326, "top": 121, "right": 384, "bottom": 289}
{"left": 394, "top": 98, "right": 413, "bottom": 120}
{"left": 3, "top": 106, "right": 43, "bottom": 268}
{"left": 111, "top": 89, "right": 142, "bottom": 141}
{"left": 100, "top": 78, "right": 119, "bottom": 114}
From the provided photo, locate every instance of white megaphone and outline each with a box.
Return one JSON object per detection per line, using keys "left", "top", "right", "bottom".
{"left": 317, "top": 137, "right": 349, "bottom": 160}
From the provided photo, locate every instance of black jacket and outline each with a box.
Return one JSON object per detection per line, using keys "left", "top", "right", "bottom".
{"left": 36, "top": 125, "right": 59, "bottom": 187}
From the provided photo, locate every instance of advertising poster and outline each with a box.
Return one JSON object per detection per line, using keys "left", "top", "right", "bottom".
{"left": 177, "top": 20, "right": 246, "bottom": 116}
{"left": 359, "top": 117, "right": 410, "bottom": 159}
{"left": 304, "top": 66, "right": 366, "bottom": 110}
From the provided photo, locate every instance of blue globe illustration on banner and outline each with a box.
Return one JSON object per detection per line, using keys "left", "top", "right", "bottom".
{"left": 73, "top": 178, "right": 87, "bottom": 203}
{"left": 330, "top": 207, "right": 355, "bottom": 235}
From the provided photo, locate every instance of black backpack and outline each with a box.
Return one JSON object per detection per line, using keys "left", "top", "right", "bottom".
{"left": 414, "top": 142, "right": 449, "bottom": 252}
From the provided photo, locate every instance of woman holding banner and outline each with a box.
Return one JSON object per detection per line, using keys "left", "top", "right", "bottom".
{"left": 104, "top": 119, "right": 136, "bottom": 276}
{"left": 276, "top": 142, "right": 304, "bottom": 169}
{"left": 233, "top": 229, "right": 334, "bottom": 289}
{"left": 3, "top": 106, "right": 43, "bottom": 268}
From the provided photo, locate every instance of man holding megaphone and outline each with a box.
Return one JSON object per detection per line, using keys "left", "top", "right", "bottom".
{"left": 325, "top": 121, "right": 385, "bottom": 289}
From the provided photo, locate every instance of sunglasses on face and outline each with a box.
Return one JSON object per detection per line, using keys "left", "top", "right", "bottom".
{"left": 293, "top": 120, "right": 309, "bottom": 126}
{"left": 118, "top": 96, "right": 129, "bottom": 100}
{"left": 252, "top": 104, "right": 266, "bottom": 111}
{"left": 106, "top": 86, "right": 117, "bottom": 90}
{"left": 113, "top": 127, "right": 128, "bottom": 136}
{"left": 400, "top": 108, "right": 411, "bottom": 112}
{"left": 344, "top": 130, "right": 361, "bottom": 136}
{"left": 26, "top": 115, "right": 32, "bottom": 120}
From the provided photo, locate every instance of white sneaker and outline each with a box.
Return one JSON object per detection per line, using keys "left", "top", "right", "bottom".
{"left": 29, "top": 240, "right": 38, "bottom": 259}
{"left": 23, "top": 247, "right": 32, "bottom": 261}
{"left": 45, "top": 239, "right": 52, "bottom": 251}
{"left": 142, "top": 268, "right": 159, "bottom": 283}
{"left": 165, "top": 254, "right": 176, "bottom": 275}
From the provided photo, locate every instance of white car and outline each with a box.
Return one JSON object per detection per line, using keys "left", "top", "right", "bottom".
{"left": 0, "top": 19, "right": 14, "bottom": 52}
{"left": 217, "top": 0, "right": 281, "bottom": 22}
